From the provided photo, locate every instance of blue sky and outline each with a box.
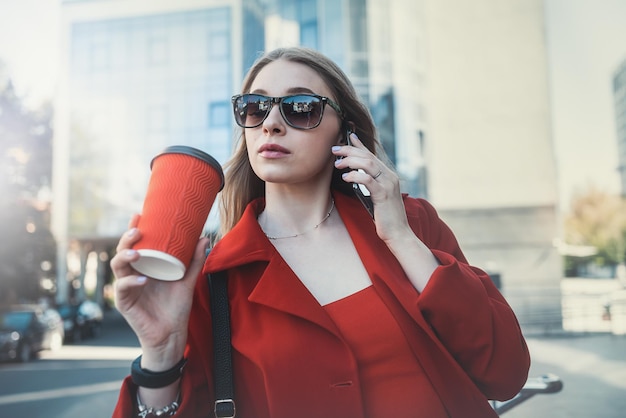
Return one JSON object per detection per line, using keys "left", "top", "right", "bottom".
{"left": 0, "top": 0, "right": 624, "bottom": 208}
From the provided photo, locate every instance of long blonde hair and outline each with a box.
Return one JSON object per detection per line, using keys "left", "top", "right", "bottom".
{"left": 217, "top": 47, "right": 387, "bottom": 237}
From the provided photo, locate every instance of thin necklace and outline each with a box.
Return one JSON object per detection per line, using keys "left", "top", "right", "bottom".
{"left": 264, "top": 198, "right": 335, "bottom": 240}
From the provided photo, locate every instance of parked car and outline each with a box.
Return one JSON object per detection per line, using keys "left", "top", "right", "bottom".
{"left": 0, "top": 305, "right": 64, "bottom": 362}
{"left": 57, "top": 300, "right": 103, "bottom": 342}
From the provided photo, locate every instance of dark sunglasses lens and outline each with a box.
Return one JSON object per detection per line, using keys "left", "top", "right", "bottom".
{"left": 234, "top": 95, "right": 270, "bottom": 127}
{"left": 281, "top": 96, "right": 322, "bottom": 128}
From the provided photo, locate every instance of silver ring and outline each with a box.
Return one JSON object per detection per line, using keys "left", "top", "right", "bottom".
{"left": 373, "top": 170, "right": 383, "bottom": 179}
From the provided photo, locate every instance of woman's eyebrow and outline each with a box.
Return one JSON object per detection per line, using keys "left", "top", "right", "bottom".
{"left": 248, "top": 87, "right": 317, "bottom": 96}
{"left": 286, "top": 87, "right": 316, "bottom": 95}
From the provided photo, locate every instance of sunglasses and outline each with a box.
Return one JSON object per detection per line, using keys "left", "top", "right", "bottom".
{"left": 231, "top": 93, "right": 343, "bottom": 129}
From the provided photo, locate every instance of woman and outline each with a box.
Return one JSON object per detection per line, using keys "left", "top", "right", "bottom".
{"left": 111, "top": 47, "right": 530, "bottom": 418}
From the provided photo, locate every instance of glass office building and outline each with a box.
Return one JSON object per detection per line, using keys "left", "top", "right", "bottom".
{"left": 63, "top": 3, "right": 264, "bottom": 238}
{"left": 57, "top": 0, "right": 426, "bottom": 237}
{"left": 54, "top": 0, "right": 265, "bottom": 302}
{"left": 54, "top": 0, "right": 560, "bottom": 333}
{"left": 54, "top": 0, "right": 428, "bottom": 303}
{"left": 263, "top": 0, "right": 429, "bottom": 197}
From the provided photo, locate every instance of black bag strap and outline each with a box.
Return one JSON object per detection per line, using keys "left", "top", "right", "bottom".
{"left": 208, "top": 270, "right": 236, "bottom": 418}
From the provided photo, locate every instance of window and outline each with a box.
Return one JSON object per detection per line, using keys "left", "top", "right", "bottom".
{"left": 209, "top": 101, "right": 229, "bottom": 127}
{"left": 148, "top": 37, "right": 169, "bottom": 66}
{"left": 301, "top": 21, "right": 318, "bottom": 48}
{"left": 90, "top": 41, "right": 110, "bottom": 71}
{"left": 147, "top": 105, "right": 169, "bottom": 133}
{"left": 208, "top": 31, "right": 229, "bottom": 59}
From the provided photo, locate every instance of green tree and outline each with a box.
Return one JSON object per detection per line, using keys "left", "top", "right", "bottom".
{"left": 0, "top": 62, "right": 56, "bottom": 303}
{"left": 564, "top": 186, "right": 626, "bottom": 275}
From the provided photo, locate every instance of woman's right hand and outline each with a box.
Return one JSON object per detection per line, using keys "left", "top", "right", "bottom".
{"left": 110, "top": 214, "right": 209, "bottom": 370}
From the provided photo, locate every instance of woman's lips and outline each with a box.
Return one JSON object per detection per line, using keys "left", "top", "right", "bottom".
{"left": 258, "top": 143, "right": 291, "bottom": 158}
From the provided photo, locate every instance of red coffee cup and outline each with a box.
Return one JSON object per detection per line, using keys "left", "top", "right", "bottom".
{"left": 131, "top": 145, "right": 224, "bottom": 281}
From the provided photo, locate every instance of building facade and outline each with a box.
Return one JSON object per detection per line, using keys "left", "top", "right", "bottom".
{"left": 262, "top": 0, "right": 429, "bottom": 197}
{"left": 54, "top": 0, "right": 265, "bottom": 303}
{"left": 423, "top": 0, "right": 562, "bottom": 329}
{"left": 614, "top": 57, "right": 626, "bottom": 197}
{"left": 53, "top": 0, "right": 430, "bottom": 305}
{"left": 53, "top": 0, "right": 561, "bottom": 331}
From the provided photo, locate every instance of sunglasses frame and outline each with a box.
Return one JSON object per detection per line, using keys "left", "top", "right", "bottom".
{"left": 231, "top": 93, "right": 344, "bottom": 130}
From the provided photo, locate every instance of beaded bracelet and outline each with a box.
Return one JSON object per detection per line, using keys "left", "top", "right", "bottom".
{"left": 136, "top": 390, "right": 180, "bottom": 418}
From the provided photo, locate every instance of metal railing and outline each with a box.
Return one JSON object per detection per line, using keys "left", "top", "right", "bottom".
{"left": 492, "top": 374, "right": 563, "bottom": 415}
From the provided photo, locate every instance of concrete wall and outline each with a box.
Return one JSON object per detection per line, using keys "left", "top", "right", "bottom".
{"left": 440, "top": 205, "right": 563, "bottom": 332}
{"left": 423, "top": 0, "right": 557, "bottom": 209}
{"left": 423, "top": 0, "right": 563, "bottom": 331}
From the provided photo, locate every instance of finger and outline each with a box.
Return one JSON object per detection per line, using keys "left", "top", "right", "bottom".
{"left": 115, "top": 214, "right": 141, "bottom": 254}
{"left": 110, "top": 248, "right": 141, "bottom": 278}
{"left": 114, "top": 274, "right": 147, "bottom": 293}
{"left": 113, "top": 275, "right": 147, "bottom": 310}
{"left": 342, "top": 169, "right": 380, "bottom": 189}
{"left": 336, "top": 133, "right": 381, "bottom": 168}
{"left": 335, "top": 153, "right": 384, "bottom": 180}
{"left": 331, "top": 133, "right": 371, "bottom": 158}
{"left": 128, "top": 213, "right": 141, "bottom": 229}
{"left": 348, "top": 132, "right": 368, "bottom": 149}
{"left": 332, "top": 132, "right": 374, "bottom": 156}
{"left": 115, "top": 226, "right": 143, "bottom": 254}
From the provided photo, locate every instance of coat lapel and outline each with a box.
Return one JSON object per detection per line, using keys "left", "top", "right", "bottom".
{"left": 247, "top": 255, "right": 339, "bottom": 333}
{"left": 335, "top": 193, "right": 452, "bottom": 355}
{"left": 336, "top": 193, "right": 499, "bottom": 417}
{"left": 334, "top": 193, "right": 423, "bottom": 306}
{"left": 205, "top": 193, "right": 434, "bottom": 339}
{"left": 204, "top": 198, "right": 340, "bottom": 336}
{"left": 205, "top": 193, "right": 496, "bottom": 417}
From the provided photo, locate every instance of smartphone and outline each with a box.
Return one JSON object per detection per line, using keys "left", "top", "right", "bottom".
{"left": 346, "top": 131, "right": 375, "bottom": 218}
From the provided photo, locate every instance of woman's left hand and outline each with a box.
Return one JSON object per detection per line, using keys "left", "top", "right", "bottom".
{"left": 332, "top": 132, "right": 413, "bottom": 243}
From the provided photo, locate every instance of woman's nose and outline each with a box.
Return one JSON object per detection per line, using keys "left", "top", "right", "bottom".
{"left": 262, "top": 103, "right": 285, "bottom": 134}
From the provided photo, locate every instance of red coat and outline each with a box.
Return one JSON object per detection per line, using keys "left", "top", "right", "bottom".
{"left": 113, "top": 192, "right": 529, "bottom": 418}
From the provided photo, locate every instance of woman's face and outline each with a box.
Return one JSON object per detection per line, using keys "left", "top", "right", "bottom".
{"left": 244, "top": 59, "right": 343, "bottom": 188}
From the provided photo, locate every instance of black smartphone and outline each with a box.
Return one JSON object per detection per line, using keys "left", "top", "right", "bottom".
{"left": 346, "top": 131, "right": 375, "bottom": 218}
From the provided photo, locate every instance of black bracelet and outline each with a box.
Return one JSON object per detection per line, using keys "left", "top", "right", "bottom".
{"left": 131, "top": 355, "right": 187, "bottom": 389}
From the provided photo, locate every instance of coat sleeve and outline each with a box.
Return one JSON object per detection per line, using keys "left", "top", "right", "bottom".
{"left": 111, "top": 274, "right": 214, "bottom": 418}
{"left": 405, "top": 197, "right": 530, "bottom": 400}
{"left": 111, "top": 368, "right": 212, "bottom": 418}
{"left": 110, "top": 377, "right": 135, "bottom": 418}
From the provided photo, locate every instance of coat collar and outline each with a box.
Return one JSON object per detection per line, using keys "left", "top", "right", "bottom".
{"left": 203, "top": 192, "right": 426, "bottom": 325}
{"left": 204, "top": 191, "right": 379, "bottom": 273}
{"left": 202, "top": 191, "right": 396, "bottom": 333}
{"left": 203, "top": 198, "right": 271, "bottom": 273}
{"left": 201, "top": 194, "right": 500, "bottom": 416}
{"left": 203, "top": 191, "right": 429, "bottom": 336}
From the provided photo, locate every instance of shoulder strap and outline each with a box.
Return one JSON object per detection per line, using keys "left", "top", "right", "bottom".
{"left": 208, "top": 270, "right": 236, "bottom": 418}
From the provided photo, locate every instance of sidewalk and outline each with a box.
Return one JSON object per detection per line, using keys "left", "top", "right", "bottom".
{"left": 98, "top": 310, "right": 626, "bottom": 417}
{"left": 504, "top": 333, "right": 626, "bottom": 417}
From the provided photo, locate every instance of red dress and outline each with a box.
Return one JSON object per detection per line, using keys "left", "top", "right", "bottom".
{"left": 324, "top": 286, "right": 448, "bottom": 418}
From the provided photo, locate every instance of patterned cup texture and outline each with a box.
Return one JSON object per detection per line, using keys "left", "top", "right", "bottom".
{"left": 131, "top": 146, "right": 224, "bottom": 280}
